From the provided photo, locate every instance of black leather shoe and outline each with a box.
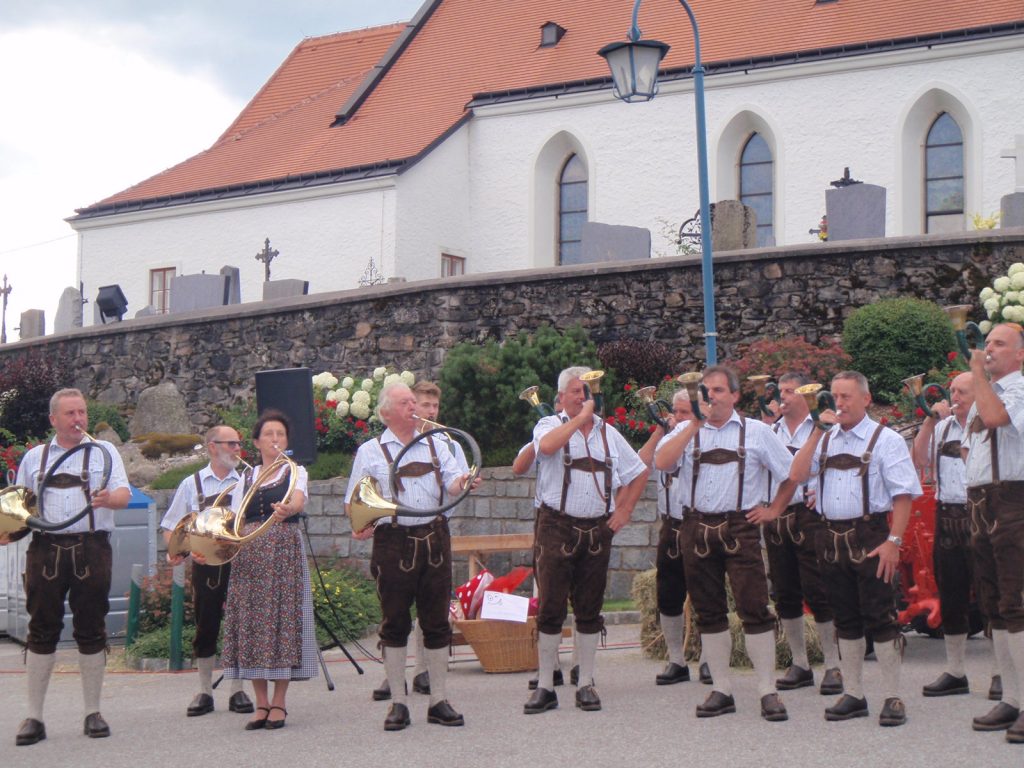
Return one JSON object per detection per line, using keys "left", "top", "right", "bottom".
{"left": 187, "top": 693, "right": 215, "bottom": 717}
{"left": 761, "top": 693, "right": 788, "bottom": 722}
{"left": 819, "top": 667, "right": 843, "bottom": 696}
{"left": 973, "top": 702, "right": 1020, "bottom": 731}
{"left": 524, "top": 687, "right": 559, "bottom": 714}
{"left": 990, "top": 675, "right": 1003, "bottom": 702}
{"left": 696, "top": 691, "right": 736, "bottom": 718}
{"left": 575, "top": 685, "right": 602, "bottom": 711}
{"left": 228, "top": 690, "right": 255, "bottom": 713}
{"left": 427, "top": 700, "right": 465, "bottom": 726}
{"left": 412, "top": 671, "right": 431, "bottom": 695}
{"left": 776, "top": 665, "right": 814, "bottom": 690}
{"left": 825, "top": 694, "right": 868, "bottom": 721}
{"left": 245, "top": 707, "right": 269, "bottom": 731}
{"left": 528, "top": 669, "right": 565, "bottom": 690}
{"left": 570, "top": 665, "right": 580, "bottom": 686}
{"left": 1007, "top": 712, "right": 1024, "bottom": 743}
{"left": 656, "top": 662, "right": 690, "bottom": 685}
{"left": 384, "top": 703, "right": 411, "bottom": 731}
{"left": 264, "top": 706, "right": 287, "bottom": 730}
{"left": 879, "top": 697, "right": 906, "bottom": 727}
{"left": 923, "top": 672, "right": 969, "bottom": 697}
{"left": 372, "top": 678, "right": 391, "bottom": 701}
{"left": 15, "top": 718, "right": 46, "bottom": 746}
{"left": 699, "top": 662, "right": 714, "bottom": 685}
{"left": 84, "top": 712, "right": 111, "bottom": 738}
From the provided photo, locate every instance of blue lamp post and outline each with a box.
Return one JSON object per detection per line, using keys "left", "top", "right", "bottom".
{"left": 599, "top": 0, "right": 718, "bottom": 364}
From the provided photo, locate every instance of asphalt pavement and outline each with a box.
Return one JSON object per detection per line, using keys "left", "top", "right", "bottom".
{"left": 0, "top": 624, "right": 1019, "bottom": 768}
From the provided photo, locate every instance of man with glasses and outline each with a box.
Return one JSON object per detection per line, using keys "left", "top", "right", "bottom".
{"left": 160, "top": 426, "right": 254, "bottom": 718}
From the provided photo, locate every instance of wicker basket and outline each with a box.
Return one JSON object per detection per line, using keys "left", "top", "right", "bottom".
{"left": 455, "top": 617, "right": 538, "bottom": 673}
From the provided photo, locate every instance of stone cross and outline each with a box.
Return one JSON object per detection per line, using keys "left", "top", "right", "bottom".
{"left": 1002, "top": 135, "right": 1024, "bottom": 192}
{"left": 0, "top": 274, "right": 11, "bottom": 344}
{"left": 255, "top": 238, "right": 279, "bottom": 282}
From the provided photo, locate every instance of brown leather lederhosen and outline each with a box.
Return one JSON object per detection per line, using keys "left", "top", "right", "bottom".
{"left": 931, "top": 420, "right": 973, "bottom": 635}
{"left": 190, "top": 470, "right": 235, "bottom": 658}
{"left": 656, "top": 466, "right": 686, "bottom": 616}
{"left": 685, "top": 415, "right": 747, "bottom": 558}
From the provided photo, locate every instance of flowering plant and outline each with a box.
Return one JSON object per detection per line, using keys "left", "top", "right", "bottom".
{"left": 978, "top": 262, "right": 1024, "bottom": 332}
{"left": 0, "top": 428, "right": 38, "bottom": 485}
{"left": 311, "top": 367, "right": 416, "bottom": 453}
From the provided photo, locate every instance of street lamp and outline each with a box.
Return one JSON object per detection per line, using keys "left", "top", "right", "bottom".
{"left": 599, "top": 0, "right": 718, "bottom": 364}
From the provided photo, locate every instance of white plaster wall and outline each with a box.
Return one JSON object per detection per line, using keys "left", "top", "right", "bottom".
{"left": 73, "top": 183, "right": 396, "bottom": 324}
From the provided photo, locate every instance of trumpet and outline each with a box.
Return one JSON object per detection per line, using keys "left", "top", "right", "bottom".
{"left": 579, "top": 370, "right": 605, "bottom": 416}
{"left": 519, "top": 385, "right": 556, "bottom": 418}
{"left": 795, "top": 383, "right": 836, "bottom": 431}
{"left": 349, "top": 426, "right": 482, "bottom": 533}
{"left": 901, "top": 374, "right": 949, "bottom": 419}
{"left": 636, "top": 386, "right": 671, "bottom": 430}
{"left": 944, "top": 304, "right": 985, "bottom": 363}
{"left": 677, "top": 372, "right": 707, "bottom": 421}
{"left": 747, "top": 375, "right": 781, "bottom": 418}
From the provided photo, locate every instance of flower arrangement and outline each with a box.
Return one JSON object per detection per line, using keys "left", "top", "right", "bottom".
{"left": 978, "top": 262, "right": 1024, "bottom": 332}
{"left": 310, "top": 367, "right": 416, "bottom": 453}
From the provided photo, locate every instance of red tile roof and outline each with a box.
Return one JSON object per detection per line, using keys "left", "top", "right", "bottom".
{"left": 83, "top": 0, "right": 1024, "bottom": 214}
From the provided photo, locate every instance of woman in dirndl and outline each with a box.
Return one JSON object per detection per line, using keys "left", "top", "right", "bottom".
{"left": 221, "top": 409, "right": 317, "bottom": 730}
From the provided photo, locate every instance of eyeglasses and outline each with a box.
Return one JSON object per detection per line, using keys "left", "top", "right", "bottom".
{"left": 212, "top": 441, "right": 242, "bottom": 448}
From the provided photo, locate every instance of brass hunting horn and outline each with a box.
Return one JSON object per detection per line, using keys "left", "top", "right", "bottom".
{"left": 795, "top": 383, "right": 836, "bottom": 432}
{"left": 677, "top": 372, "right": 707, "bottom": 421}
{"left": 349, "top": 427, "right": 482, "bottom": 534}
{"left": 636, "top": 386, "right": 671, "bottom": 430}
{"left": 748, "top": 375, "right": 781, "bottom": 418}
{"left": 519, "top": 385, "right": 556, "bottom": 418}
{"left": 945, "top": 304, "right": 985, "bottom": 363}
{"left": 901, "top": 374, "right": 949, "bottom": 420}
{"left": 579, "top": 370, "right": 605, "bottom": 416}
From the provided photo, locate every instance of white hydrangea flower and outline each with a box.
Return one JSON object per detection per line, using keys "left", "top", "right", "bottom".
{"left": 1012, "top": 273, "right": 1024, "bottom": 291}
{"left": 1002, "top": 305, "right": 1018, "bottom": 320}
{"left": 383, "top": 373, "right": 401, "bottom": 386}
{"left": 361, "top": 378, "right": 374, "bottom": 391}
{"left": 994, "top": 276, "right": 1011, "bottom": 293}
{"left": 352, "top": 390, "right": 371, "bottom": 404}
{"left": 341, "top": 376, "right": 354, "bottom": 389}
{"left": 979, "top": 320, "right": 993, "bottom": 334}
{"left": 335, "top": 401, "right": 350, "bottom": 417}
{"left": 311, "top": 372, "right": 339, "bottom": 390}
{"left": 335, "top": 388, "right": 350, "bottom": 402}
{"left": 373, "top": 366, "right": 387, "bottom": 381}
{"left": 351, "top": 401, "right": 371, "bottom": 420}
{"left": 984, "top": 297, "right": 1001, "bottom": 313}
{"left": 980, "top": 286, "right": 995, "bottom": 301}
{"left": 1006, "top": 291, "right": 1020, "bottom": 304}
{"left": 400, "top": 370, "right": 415, "bottom": 386}
{"left": 1008, "top": 263, "right": 1024, "bottom": 277}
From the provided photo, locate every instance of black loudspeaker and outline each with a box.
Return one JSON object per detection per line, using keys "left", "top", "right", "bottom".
{"left": 255, "top": 368, "right": 317, "bottom": 466}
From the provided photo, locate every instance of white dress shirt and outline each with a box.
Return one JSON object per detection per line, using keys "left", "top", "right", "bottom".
{"left": 766, "top": 414, "right": 816, "bottom": 507}
{"left": 159, "top": 463, "right": 242, "bottom": 531}
{"left": 931, "top": 415, "right": 967, "bottom": 504}
{"left": 656, "top": 430, "right": 691, "bottom": 520}
{"left": 965, "top": 370, "right": 1024, "bottom": 487}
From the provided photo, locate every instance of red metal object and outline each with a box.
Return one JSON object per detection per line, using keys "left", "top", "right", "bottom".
{"left": 894, "top": 483, "right": 941, "bottom": 630}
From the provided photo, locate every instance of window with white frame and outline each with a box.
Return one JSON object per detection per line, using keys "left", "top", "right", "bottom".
{"left": 925, "top": 112, "right": 964, "bottom": 234}
{"left": 441, "top": 253, "right": 465, "bottom": 277}
{"left": 149, "top": 267, "right": 175, "bottom": 314}
{"left": 558, "top": 154, "right": 588, "bottom": 265}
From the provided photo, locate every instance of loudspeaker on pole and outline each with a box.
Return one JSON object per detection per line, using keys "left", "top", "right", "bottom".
{"left": 254, "top": 367, "right": 317, "bottom": 465}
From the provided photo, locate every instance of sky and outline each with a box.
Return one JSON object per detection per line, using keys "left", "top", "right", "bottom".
{"left": 0, "top": 0, "right": 424, "bottom": 341}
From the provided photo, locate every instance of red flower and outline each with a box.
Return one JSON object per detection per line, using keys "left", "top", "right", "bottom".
{"left": 606, "top": 416, "right": 617, "bottom": 425}
{"left": 892, "top": 410, "right": 903, "bottom": 419}
{"left": 325, "top": 399, "right": 338, "bottom": 408}
{"left": 915, "top": 407, "right": 925, "bottom": 418}
{"left": 623, "top": 384, "right": 633, "bottom": 392}
{"left": 648, "top": 424, "right": 657, "bottom": 433}
{"left": 663, "top": 375, "right": 672, "bottom": 382}
{"left": 315, "top": 417, "right": 327, "bottom": 434}
{"left": 628, "top": 419, "right": 636, "bottom": 429}
{"left": 615, "top": 406, "right": 627, "bottom": 417}
{"left": 947, "top": 351, "right": 958, "bottom": 362}
{"left": 355, "top": 420, "right": 367, "bottom": 430}
{"left": 880, "top": 417, "right": 889, "bottom": 425}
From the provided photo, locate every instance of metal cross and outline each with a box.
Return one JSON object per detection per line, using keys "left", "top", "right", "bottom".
{"left": 0, "top": 274, "right": 11, "bottom": 344}
{"left": 254, "top": 238, "right": 279, "bottom": 282}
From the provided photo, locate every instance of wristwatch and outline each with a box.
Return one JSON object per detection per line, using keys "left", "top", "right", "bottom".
{"left": 887, "top": 534, "right": 903, "bottom": 546}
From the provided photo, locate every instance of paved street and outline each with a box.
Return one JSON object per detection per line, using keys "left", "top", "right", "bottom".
{"left": 1, "top": 625, "right": 1019, "bottom": 768}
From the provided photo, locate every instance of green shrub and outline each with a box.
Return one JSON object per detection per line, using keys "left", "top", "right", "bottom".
{"left": 87, "top": 400, "right": 130, "bottom": 442}
{"left": 0, "top": 350, "right": 71, "bottom": 442}
{"left": 138, "top": 566, "right": 195, "bottom": 634}
{"left": 843, "top": 298, "right": 956, "bottom": 403}
{"left": 308, "top": 451, "right": 353, "bottom": 481}
{"left": 150, "top": 459, "right": 208, "bottom": 490}
{"left": 125, "top": 623, "right": 201, "bottom": 661}
{"left": 310, "top": 566, "right": 382, "bottom": 646}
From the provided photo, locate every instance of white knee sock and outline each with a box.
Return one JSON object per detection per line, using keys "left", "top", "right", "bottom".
{"left": 874, "top": 637, "right": 902, "bottom": 699}
{"left": 701, "top": 631, "right": 733, "bottom": 696}
{"left": 746, "top": 631, "right": 778, "bottom": 697}
{"left": 229, "top": 677, "right": 243, "bottom": 695}
{"left": 196, "top": 655, "right": 215, "bottom": 695}
{"left": 991, "top": 635, "right": 1002, "bottom": 678}
{"left": 413, "top": 620, "right": 427, "bottom": 676}
{"left": 384, "top": 646, "right": 408, "bottom": 706}
{"left": 577, "top": 631, "right": 600, "bottom": 687}
{"left": 79, "top": 651, "right": 106, "bottom": 717}
{"left": 425, "top": 647, "right": 448, "bottom": 706}
{"left": 838, "top": 637, "right": 866, "bottom": 699}
{"left": 944, "top": 633, "right": 967, "bottom": 678}
{"left": 660, "top": 613, "right": 686, "bottom": 667}
{"left": 781, "top": 617, "right": 808, "bottom": 670}
{"left": 26, "top": 651, "right": 56, "bottom": 722}
{"left": 993, "top": 629, "right": 1019, "bottom": 707}
{"left": 816, "top": 620, "right": 839, "bottom": 669}
{"left": 1004, "top": 631, "right": 1024, "bottom": 711}
{"left": 536, "top": 631, "right": 562, "bottom": 692}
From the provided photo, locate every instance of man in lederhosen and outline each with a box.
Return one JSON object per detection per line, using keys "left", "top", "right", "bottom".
{"left": 656, "top": 365, "right": 800, "bottom": 722}
{"left": 346, "top": 382, "right": 478, "bottom": 731}
{"left": 911, "top": 372, "right": 994, "bottom": 699}
{"left": 161, "top": 425, "right": 254, "bottom": 718}
{"left": 962, "top": 323, "right": 1024, "bottom": 740}
{"left": 763, "top": 373, "right": 842, "bottom": 696}
{"left": 790, "top": 371, "right": 921, "bottom": 727}
{"left": 524, "top": 366, "right": 649, "bottom": 715}
{"left": 4, "top": 389, "right": 131, "bottom": 746}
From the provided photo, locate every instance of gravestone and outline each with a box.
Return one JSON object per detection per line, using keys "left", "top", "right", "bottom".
{"left": 53, "top": 287, "right": 83, "bottom": 334}
{"left": 579, "top": 222, "right": 651, "bottom": 263}
{"left": 825, "top": 170, "right": 886, "bottom": 241}
{"left": 168, "top": 273, "right": 229, "bottom": 314}
{"left": 1001, "top": 135, "right": 1024, "bottom": 228}
{"left": 263, "top": 279, "right": 309, "bottom": 300}
{"left": 134, "top": 306, "right": 156, "bottom": 319}
{"left": 711, "top": 200, "right": 757, "bottom": 251}
{"left": 220, "top": 265, "right": 241, "bottom": 304}
{"left": 129, "top": 381, "right": 192, "bottom": 437}
{"left": 19, "top": 309, "right": 45, "bottom": 339}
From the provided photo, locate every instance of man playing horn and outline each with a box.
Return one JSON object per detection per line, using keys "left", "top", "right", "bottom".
{"left": 160, "top": 425, "right": 254, "bottom": 718}
{"left": 962, "top": 323, "right": 1024, "bottom": 741}
{"left": 656, "top": 365, "right": 800, "bottom": 722}
{"left": 5, "top": 389, "right": 130, "bottom": 746}
{"left": 790, "top": 371, "right": 921, "bottom": 727}
{"left": 524, "top": 366, "right": 649, "bottom": 715}
{"left": 345, "top": 382, "right": 478, "bottom": 731}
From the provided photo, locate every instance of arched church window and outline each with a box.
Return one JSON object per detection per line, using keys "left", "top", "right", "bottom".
{"left": 558, "top": 154, "right": 587, "bottom": 265}
{"left": 925, "top": 112, "right": 964, "bottom": 233}
{"left": 739, "top": 133, "right": 774, "bottom": 246}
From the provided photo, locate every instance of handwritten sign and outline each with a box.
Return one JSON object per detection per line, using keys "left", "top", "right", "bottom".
{"left": 479, "top": 591, "right": 530, "bottom": 623}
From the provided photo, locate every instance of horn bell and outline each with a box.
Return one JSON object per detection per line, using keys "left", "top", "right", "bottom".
{"left": 349, "top": 476, "right": 399, "bottom": 534}
{"left": 0, "top": 486, "right": 38, "bottom": 541}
